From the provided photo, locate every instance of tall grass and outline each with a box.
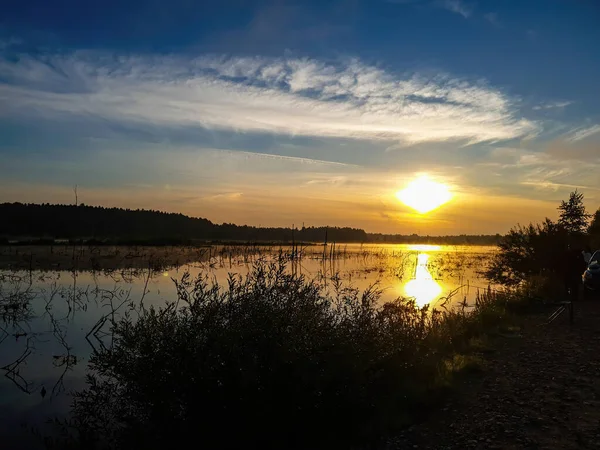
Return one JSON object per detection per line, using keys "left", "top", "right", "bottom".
{"left": 48, "top": 259, "right": 522, "bottom": 450}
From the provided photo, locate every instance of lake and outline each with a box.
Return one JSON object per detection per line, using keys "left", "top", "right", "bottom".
{"left": 0, "top": 243, "right": 496, "bottom": 446}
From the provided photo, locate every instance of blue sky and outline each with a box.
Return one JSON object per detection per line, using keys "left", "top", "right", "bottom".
{"left": 1, "top": 0, "right": 599, "bottom": 233}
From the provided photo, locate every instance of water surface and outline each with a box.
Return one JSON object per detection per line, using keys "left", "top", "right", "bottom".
{"left": 0, "top": 243, "right": 496, "bottom": 445}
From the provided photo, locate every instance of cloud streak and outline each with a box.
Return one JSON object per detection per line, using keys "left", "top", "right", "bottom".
{"left": 0, "top": 51, "right": 538, "bottom": 145}
{"left": 389, "top": 0, "right": 473, "bottom": 18}
{"left": 564, "top": 124, "right": 600, "bottom": 142}
{"left": 532, "top": 101, "right": 572, "bottom": 111}
{"left": 439, "top": 0, "right": 472, "bottom": 18}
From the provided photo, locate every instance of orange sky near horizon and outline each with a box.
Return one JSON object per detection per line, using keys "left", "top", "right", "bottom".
{"left": 0, "top": 174, "right": 582, "bottom": 235}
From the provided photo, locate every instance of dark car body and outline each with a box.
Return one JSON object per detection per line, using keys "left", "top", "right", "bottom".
{"left": 583, "top": 251, "right": 600, "bottom": 294}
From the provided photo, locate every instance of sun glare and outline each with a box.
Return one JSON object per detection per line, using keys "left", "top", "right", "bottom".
{"left": 396, "top": 176, "right": 452, "bottom": 214}
{"left": 403, "top": 253, "right": 442, "bottom": 306}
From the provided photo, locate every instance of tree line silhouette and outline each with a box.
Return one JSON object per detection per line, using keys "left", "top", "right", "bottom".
{"left": 368, "top": 233, "right": 501, "bottom": 245}
{"left": 1, "top": 203, "right": 367, "bottom": 243}
{"left": 1, "top": 202, "right": 502, "bottom": 245}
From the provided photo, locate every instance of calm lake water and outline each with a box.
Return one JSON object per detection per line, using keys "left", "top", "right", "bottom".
{"left": 0, "top": 243, "right": 496, "bottom": 446}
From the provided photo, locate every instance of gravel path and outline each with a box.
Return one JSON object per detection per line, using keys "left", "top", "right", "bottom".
{"left": 393, "top": 301, "right": 600, "bottom": 449}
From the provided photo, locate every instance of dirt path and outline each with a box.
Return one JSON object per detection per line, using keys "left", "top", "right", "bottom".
{"left": 393, "top": 301, "right": 600, "bottom": 449}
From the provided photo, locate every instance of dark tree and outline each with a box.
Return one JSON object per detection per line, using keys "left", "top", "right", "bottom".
{"left": 485, "top": 219, "right": 568, "bottom": 286}
{"left": 589, "top": 208, "right": 600, "bottom": 249}
{"left": 557, "top": 190, "right": 590, "bottom": 235}
{"left": 589, "top": 208, "right": 600, "bottom": 236}
{"left": 487, "top": 191, "right": 594, "bottom": 293}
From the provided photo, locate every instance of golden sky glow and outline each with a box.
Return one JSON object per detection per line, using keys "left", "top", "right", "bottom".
{"left": 0, "top": 170, "right": 576, "bottom": 235}
{"left": 395, "top": 176, "right": 453, "bottom": 214}
{"left": 1, "top": 43, "right": 600, "bottom": 236}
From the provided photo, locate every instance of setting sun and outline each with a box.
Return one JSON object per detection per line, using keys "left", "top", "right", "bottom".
{"left": 396, "top": 176, "right": 453, "bottom": 214}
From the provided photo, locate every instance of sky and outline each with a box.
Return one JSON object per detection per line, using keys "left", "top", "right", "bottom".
{"left": 1, "top": 0, "right": 600, "bottom": 234}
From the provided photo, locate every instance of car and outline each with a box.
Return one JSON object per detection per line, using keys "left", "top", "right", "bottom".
{"left": 583, "top": 251, "right": 600, "bottom": 298}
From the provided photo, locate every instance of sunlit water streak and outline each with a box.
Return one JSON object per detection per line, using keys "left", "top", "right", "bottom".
{"left": 403, "top": 253, "right": 443, "bottom": 307}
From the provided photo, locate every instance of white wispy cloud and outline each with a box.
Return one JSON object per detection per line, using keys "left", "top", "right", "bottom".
{"left": 203, "top": 192, "right": 244, "bottom": 202}
{"left": 389, "top": 0, "right": 474, "bottom": 19}
{"left": 564, "top": 124, "right": 600, "bottom": 142}
{"left": 532, "top": 101, "right": 572, "bottom": 111}
{"left": 439, "top": 0, "right": 472, "bottom": 18}
{"left": 0, "top": 51, "right": 538, "bottom": 144}
{"left": 215, "top": 150, "right": 356, "bottom": 167}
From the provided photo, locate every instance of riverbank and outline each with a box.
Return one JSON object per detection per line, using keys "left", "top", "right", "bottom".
{"left": 393, "top": 300, "right": 600, "bottom": 449}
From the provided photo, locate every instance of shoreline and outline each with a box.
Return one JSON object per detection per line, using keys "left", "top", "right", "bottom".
{"left": 393, "top": 301, "right": 600, "bottom": 449}
{"left": 0, "top": 243, "right": 494, "bottom": 272}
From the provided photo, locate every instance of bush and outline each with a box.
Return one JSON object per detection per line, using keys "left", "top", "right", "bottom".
{"left": 485, "top": 219, "right": 572, "bottom": 286}
{"left": 51, "top": 260, "right": 516, "bottom": 450}
{"left": 487, "top": 190, "right": 596, "bottom": 291}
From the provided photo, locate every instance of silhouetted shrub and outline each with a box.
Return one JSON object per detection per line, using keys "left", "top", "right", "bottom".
{"left": 50, "top": 260, "right": 516, "bottom": 450}
{"left": 485, "top": 219, "right": 569, "bottom": 286}
{"left": 487, "top": 190, "right": 597, "bottom": 291}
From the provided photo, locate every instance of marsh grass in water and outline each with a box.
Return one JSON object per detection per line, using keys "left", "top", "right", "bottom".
{"left": 43, "top": 258, "right": 526, "bottom": 450}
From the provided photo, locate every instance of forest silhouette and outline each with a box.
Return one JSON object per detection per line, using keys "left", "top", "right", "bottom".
{"left": 1, "top": 203, "right": 500, "bottom": 245}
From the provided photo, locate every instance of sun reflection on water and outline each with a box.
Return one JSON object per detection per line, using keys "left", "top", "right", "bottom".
{"left": 403, "top": 253, "right": 442, "bottom": 307}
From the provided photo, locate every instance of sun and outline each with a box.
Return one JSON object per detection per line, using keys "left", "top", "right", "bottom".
{"left": 396, "top": 176, "right": 452, "bottom": 214}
